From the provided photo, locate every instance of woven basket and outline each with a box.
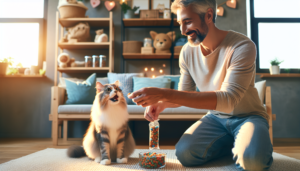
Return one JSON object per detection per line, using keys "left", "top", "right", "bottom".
{"left": 123, "top": 41, "right": 143, "bottom": 53}
{"left": 58, "top": 5, "right": 87, "bottom": 18}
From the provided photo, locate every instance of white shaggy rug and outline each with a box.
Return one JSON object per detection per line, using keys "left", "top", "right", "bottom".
{"left": 1, "top": 148, "right": 300, "bottom": 171}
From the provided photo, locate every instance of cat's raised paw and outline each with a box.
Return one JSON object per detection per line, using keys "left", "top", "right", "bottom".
{"left": 100, "top": 159, "right": 111, "bottom": 165}
{"left": 117, "top": 158, "right": 128, "bottom": 164}
{"left": 94, "top": 157, "right": 101, "bottom": 163}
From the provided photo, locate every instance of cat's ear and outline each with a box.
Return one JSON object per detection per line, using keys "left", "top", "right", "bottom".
{"left": 114, "top": 80, "right": 120, "bottom": 87}
{"left": 96, "top": 82, "right": 104, "bottom": 93}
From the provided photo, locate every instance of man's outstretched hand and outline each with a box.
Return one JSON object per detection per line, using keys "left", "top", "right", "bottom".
{"left": 127, "top": 87, "right": 167, "bottom": 107}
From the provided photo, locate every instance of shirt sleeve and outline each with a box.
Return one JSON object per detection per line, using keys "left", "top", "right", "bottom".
{"left": 178, "top": 45, "right": 196, "bottom": 91}
{"left": 214, "top": 41, "right": 256, "bottom": 114}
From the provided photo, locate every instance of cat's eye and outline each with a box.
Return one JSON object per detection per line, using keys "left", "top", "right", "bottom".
{"left": 107, "top": 88, "right": 111, "bottom": 91}
{"left": 164, "top": 39, "right": 166, "bottom": 41}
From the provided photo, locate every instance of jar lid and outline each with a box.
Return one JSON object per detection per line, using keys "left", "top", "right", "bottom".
{"left": 144, "top": 37, "right": 152, "bottom": 40}
{"left": 92, "top": 55, "right": 99, "bottom": 58}
{"left": 99, "top": 55, "right": 106, "bottom": 58}
{"left": 85, "top": 56, "right": 92, "bottom": 58}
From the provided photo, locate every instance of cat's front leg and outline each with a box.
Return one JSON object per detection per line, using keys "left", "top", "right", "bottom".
{"left": 116, "top": 126, "right": 127, "bottom": 164}
{"left": 97, "top": 129, "right": 111, "bottom": 165}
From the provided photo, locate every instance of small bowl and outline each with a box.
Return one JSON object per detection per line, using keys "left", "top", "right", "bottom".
{"left": 139, "top": 152, "right": 166, "bottom": 169}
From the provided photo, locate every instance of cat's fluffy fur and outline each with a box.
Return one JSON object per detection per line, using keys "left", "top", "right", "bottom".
{"left": 67, "top": 81, "right": 135, "bottom": 165}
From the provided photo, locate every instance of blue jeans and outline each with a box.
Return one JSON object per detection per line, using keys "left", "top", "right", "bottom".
{"left": 175, "top": 114, "right": 273, "bottom": 171}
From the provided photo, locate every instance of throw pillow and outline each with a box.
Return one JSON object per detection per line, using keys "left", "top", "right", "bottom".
{"left": 65, "top": 73, "right": 97, "bottom": 104}
{"left": 59, "top": 77, "right": 108, "bottom": 88}
{"left": 133, "top": 77, "right": 171, "bottom": 92}
{"left": 254, "top": 80, "right": 266, "bottom": 104}
{"left": 108, "top": 73, "right": 144, "bottom": 104}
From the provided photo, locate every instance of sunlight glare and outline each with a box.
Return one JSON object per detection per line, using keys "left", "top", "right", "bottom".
{"left": 0, "top": 23, "right": 39, "bottom": 67}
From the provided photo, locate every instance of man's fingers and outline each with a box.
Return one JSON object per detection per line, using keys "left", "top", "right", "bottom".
{"left": 145, "top": 113, "right": 154, "bottom": 122}
{"left": 128, "top": 89, "right": 143, "bottom": 99}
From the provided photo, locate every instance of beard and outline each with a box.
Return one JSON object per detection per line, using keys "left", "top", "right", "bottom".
{"left": 186, "top": 23, "right": 208, "bottom": 47}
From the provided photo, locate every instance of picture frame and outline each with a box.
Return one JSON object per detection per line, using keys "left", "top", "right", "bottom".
{"left": 151, "top": 0, "right": 171, "bottom": 13}
{"left": 131, "top": 0, "right": 149, "bottom": 14}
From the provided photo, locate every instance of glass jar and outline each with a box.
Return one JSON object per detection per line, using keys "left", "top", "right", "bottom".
{"left": 92, "top": 55, "right": 100, "bottom": 67}
{"left": 99, "top": 55, "right": 107, "bottom": 67}
{"left": 144, "top": 38, "right": 152, "bottom": 47}
{"left": 85, "top": 56, "right": 92, "bottom": 67}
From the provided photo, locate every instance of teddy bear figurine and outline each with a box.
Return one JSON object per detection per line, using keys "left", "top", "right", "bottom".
{"left": 150, "top": 31, "right": 176, "bottom": 53}
{"left": 94, "top": 29, "right": 108, "bottom": 43}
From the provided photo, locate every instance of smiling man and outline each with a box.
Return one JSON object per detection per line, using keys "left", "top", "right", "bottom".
{"left": 128, "top": 0, "right": 273, "bottom": 170}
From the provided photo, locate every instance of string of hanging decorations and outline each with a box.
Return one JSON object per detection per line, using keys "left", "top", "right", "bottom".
{"left": 217, "top": 0, "right": 237, "bottom": 16}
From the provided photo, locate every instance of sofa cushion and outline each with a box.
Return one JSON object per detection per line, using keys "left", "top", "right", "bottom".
{"left": 57, "top": 104, "right": 208, "bottom": 114}
{"left": 65, "top": 73, "right": 96, "bottom": 104}
{"left": 59, "top": 77, "right": 109, "bottom": 88}
{"left": 254, "top": 80, "right": 266, "bottom": 104}
{"left": 108, "top": 73, "right": 144, "bottom": 105}
{"left": 133, "top": 77, "right": 171, "bottom": 92}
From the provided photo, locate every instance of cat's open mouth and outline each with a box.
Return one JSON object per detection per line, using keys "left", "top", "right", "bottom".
{"left": 110, "top": 95, "right": 119, "bottom": 102}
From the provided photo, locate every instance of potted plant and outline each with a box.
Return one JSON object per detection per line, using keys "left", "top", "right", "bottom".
{"left": 120, "top": 2, "right": 139, "bottom": 19}
{"left": 0, "top": 57, "right": 14, "bottom": 76}
{"left": 270, "top": 58, "right": 283, "bottom": 75}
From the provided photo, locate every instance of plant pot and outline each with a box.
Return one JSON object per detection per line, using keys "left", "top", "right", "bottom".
{"left": 269, "top": 65, "right": 280, "bottom": 75}
{"left": 124, "top": 10, "right": 134, "bottom": 19}
{"left": 0, "top": 63, "right": 8, "bottom": 76}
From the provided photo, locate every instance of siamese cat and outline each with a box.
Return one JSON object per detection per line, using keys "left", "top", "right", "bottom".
{"left": 67, "top": 81, "right": 135, "bottom": 165}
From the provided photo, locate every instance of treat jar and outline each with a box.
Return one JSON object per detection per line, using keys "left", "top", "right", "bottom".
{"left": 139, "top": 152, "right": 166, "bottom": 169}
{"left": 144, "top": 38, "right": 152, "bottom": 47}
{"left": 92, "top": 55, "right": 100, "bottom": 67}
{"left": 164, "top": 9, "right": 170, "bottom": 19}
{"left": 85, "top": 56, "right": 92, "bottom": 67}
{"left": 149, "top": 120, "right": 160, "bottom": 150}
{"left": 99, "top": 55, "right": 107, "bottom": 67}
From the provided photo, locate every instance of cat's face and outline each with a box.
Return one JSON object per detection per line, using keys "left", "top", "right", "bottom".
{"left": 96, "top": 81, "right": 126, "bottom": 109}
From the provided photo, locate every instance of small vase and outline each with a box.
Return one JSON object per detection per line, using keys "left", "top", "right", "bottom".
{"left": 0, "top": 63, "right": 8, "bottom": 76}
{"left": 124, "top": 10, "right": 134, "bottom": 19}
{"left": 269, "top": 65, "right": 280, "bottom": 75}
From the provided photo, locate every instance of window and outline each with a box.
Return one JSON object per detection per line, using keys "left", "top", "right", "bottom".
{"left": 249, "top": 0, "right": 300, "bottom": 72}
{"left": 0, "top": 0, "right": 46, "bottom": 68}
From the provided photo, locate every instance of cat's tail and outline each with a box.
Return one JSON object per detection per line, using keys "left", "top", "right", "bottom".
{"left": 67, "top": 145, "right": 86, "bottom": 158}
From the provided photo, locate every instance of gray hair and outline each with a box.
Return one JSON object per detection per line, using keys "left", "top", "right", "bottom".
{"left": 171, "top": 0, "right": 217, "bottom": 23}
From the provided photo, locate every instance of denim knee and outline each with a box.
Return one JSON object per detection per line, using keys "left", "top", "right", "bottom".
{"left": 175, "top": 141, "right": 205, "bottom": 167}
{"left": 237, "top": 150, "right": 273, "bottom": 171}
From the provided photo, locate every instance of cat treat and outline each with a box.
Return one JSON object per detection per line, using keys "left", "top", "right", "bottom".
{"left": 139, "top": 152, "right": 166, "bottom": 169}
{"left": 149, "top": 119, "right": 160, "bottom": 150}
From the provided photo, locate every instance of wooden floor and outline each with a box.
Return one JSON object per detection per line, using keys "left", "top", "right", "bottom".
{"left": 0, "top": 138, "right": 299, "bottom": 164}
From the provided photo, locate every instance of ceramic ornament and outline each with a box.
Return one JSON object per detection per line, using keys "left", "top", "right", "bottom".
{"left": 217, "top": 6, "right": 224, "bottom": 16}
{"left": 105, "top": 1, "right": 115, "bottom": 11}
{"left": 90, "top": 0, "right": 101, "bottom": 8}
{"left": 226, "top": 0, "right": 236, "bottom": 9}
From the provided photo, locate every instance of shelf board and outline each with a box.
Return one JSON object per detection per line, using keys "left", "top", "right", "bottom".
{"left": 58, "top": 42, "right": 110, "bottom": 49}
{"left": 259, "top": 73, "right": 300, "bottom": 78}
{"left": 0, "top": 74, "right": 45, "bottom": 78}
{"left": 58, "top": 67, "right": 110, "bottom": 73}
{"left": 123, "top": 53, "right": 171, "bottom": 59}
{"left": 174, "top": 53, "right": 179, "bottom": 59}
{"left": 123, "top": 18, "right": 172, "bottom": 26}
{"left": 59, "top": 18, "right": 110, "bottom": 27}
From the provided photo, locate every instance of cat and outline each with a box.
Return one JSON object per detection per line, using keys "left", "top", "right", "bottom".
{"left": 67, "top": 80, "right": 136, "bottom": 165}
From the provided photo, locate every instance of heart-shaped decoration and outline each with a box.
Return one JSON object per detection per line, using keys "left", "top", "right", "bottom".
{"left": 105, "top": 1, "right": 115, "bottom": 11}
{"left": 90, "top": 0, "right": 101, "bottom": 8}
{"left": 226, "top": 0, "right": 236, "bottom": 9}
{"left": 217, "top": 6, "right": 224, "bottom": 16}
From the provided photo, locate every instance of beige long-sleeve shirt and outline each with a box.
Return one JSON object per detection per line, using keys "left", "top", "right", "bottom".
{"left": 178, "top": 30, "right": 268, "bottom": 120}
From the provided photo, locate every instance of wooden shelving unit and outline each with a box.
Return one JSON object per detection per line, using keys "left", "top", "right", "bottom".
{"left": 58, "top": 42, "right": 110, "bottom": 49}
{"left": 54, "top": 11, "right": 114, "bottom": 86}
{"left": 0, "top": 74, "right": 45, "bottom": 78}
{"left": 260, "top": 73, "right": 300, "bottom": 78}
{"left": 123, "top": 53, "right": 171, "bottom": 59}
{"left": 123, "top": 18, "right": 172, "bottom": 27}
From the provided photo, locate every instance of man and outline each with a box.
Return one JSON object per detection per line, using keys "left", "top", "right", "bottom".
{"left": 128, "top": 0, "right": 273, "bottom": 170}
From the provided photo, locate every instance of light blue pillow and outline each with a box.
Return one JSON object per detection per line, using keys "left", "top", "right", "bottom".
{"left": 133, "top": 77, "right": 171, "bottom": 92}
{"left": 108, "top": 73, "right": 143, "bottom": 104}
{"left": 65, "top": 73, "right": 97, "bottom": 104}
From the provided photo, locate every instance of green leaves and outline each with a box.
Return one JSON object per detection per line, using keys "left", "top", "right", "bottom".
{"left": 120, "top": 2, "right": 139, "bottom": 14}
{"left": 270, "top": 58, "right": 283, "bottom": 66}
{"left": 0, "top": 56, "right": 14, "bottom": 66}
